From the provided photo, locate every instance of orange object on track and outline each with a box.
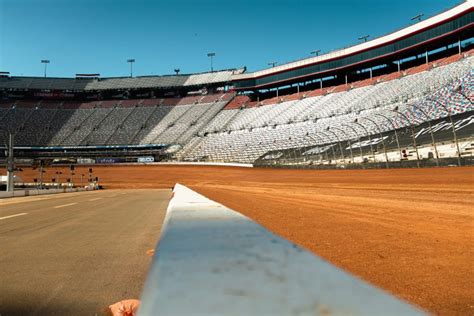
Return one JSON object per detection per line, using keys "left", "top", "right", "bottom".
{"left": 109, "top": 299, "right": 140, "bottom": 316}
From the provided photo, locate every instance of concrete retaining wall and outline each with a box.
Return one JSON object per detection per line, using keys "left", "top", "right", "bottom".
{"left": 139, "top": 184, "right": 425, "bottom": 316}
{"left": 154, "top": 161, "right": 253, "bottom": 168}
{"left": 0, "top": 187, "right": 91, "bottom": 199}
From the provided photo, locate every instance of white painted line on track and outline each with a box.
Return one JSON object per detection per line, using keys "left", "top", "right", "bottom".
{"left": 54, "top": 202, "right": 78, "bottom": 209}
{"left": 88, "top": 198, "right": 102, "bottom": 202}
{"left": 0, "top": 213, "right": 28, "bottom": 221}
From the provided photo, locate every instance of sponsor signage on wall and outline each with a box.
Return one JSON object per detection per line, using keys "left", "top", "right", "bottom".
{"left": 96, "top": 157, "right": 123, "bottom": 164}
{"left": 137, "top": 156, "right": 155, "bottom": 163}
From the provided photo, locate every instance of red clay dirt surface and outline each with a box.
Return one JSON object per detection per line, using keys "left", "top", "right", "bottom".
{"left": 5, "top": 165, "right": 474, "bottom": 315}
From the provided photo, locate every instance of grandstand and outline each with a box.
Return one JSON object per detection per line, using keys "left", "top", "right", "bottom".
{"left": 1, "top": 53, "right": 472, "bottom": 167}
{"left": 0, "top": 0, "right": 473, "bottom": 168}
{"left": 1, "top": 1, "right": 474, "bottom": 315}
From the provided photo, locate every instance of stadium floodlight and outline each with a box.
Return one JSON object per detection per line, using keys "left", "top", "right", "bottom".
{"left": 207, "top": 53, "right": 216, "bottom": 72}
{"left": 41, "top": 60, "right": 50, "bottom": 78}
{"left": 174, "top": 68, "right": 180, "bottom": 75}
{"left": 358, "top": 35, "right": 370, "bottom": 42}
{"left": 411, "top": 13, "right": 424, "bottom": 22}
{"left": 268, "top": 61, "right": 278, "bottom": 68}
{"left": 127, "top": 59, "right": 135, "bottom": 77}
{"left": 310, "top": 50, "right": 321, "bottom": 56}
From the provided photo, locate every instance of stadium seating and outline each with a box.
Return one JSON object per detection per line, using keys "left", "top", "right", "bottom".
{"left": 182, "top": 55, "right": 473, "bottom": 163}
{"left": 0, "top": 54, "right": 472, "bottom": 165}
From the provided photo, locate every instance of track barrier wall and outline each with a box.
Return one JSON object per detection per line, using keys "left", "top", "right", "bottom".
{"left": 0, "top": 187, "right": 91, "bottom": 199}
{"left": 139, "top": 184, "right": 425, "bottom": 316}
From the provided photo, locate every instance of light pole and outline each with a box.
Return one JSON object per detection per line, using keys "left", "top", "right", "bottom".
{"left": 207, "top": 53, "right": 215, "bottom": 72}
{"left": 358, "top": 35, "right": 370, "bottom": 43}
{"left": 127, "top": 59, "right": 135, "bottom": 77}
{"left": 392, "top": 106, "right": 421, "bottom": 168}
{"left": 310, "top": 50, "right": 321, "bottom": 56}
{"left": 411, "top": 13, "right": 424, "bottom": 22}
{"left": 268, "top": 61, "right": 278, "bottom": 68}
{"left": 174, "top": 68, "right": 180, "bottom": 75}
{"left": 41, "top": 60, "right": 50, "bottom": 78}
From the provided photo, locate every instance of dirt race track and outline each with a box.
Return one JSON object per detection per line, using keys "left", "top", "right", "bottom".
{"left": 6, "top": 165, "right": 474, "bottom": 315}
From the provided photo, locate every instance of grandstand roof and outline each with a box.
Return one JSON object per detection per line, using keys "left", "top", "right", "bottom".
{"left": 232, "top": 0, "right": 473, "bottom": 90}
{"left": 0, "top": 68, "right": 245, "bottom": 91}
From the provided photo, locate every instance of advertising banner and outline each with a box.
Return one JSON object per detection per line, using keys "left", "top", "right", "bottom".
{"left": 137, "top": 156, "right": 155, "bottom": 163}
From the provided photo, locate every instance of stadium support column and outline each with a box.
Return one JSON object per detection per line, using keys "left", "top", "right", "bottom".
{"left": 458, "top": 36, "right": 461, "bottom": 55}
{"left": 425, "top": 50, "right": 429, "bottom": 64}
{"left": 6, "top": 133, "right": 14, "bottom": 192}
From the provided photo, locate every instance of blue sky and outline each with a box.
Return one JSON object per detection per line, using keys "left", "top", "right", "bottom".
{"left": 0, "top": 0, "right": 461, "bottom": 77}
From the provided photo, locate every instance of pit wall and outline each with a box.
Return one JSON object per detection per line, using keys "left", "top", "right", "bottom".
{"left": 139, "top": 184, "right": 425, "bottom": 316}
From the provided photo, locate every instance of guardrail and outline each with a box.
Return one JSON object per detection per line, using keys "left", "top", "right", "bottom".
{"left": 139, "top": 184, "right": 425, "bottom": 315}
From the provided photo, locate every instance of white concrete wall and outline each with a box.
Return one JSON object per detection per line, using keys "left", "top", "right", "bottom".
{"left": 155, "top": 161, "right": 253, "bottom": 168}
{"left": 139, "top": 184, "right": 425, "bottom": 316}
{"left": 0, "top": 187, "right": 91, "bottom": 199}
